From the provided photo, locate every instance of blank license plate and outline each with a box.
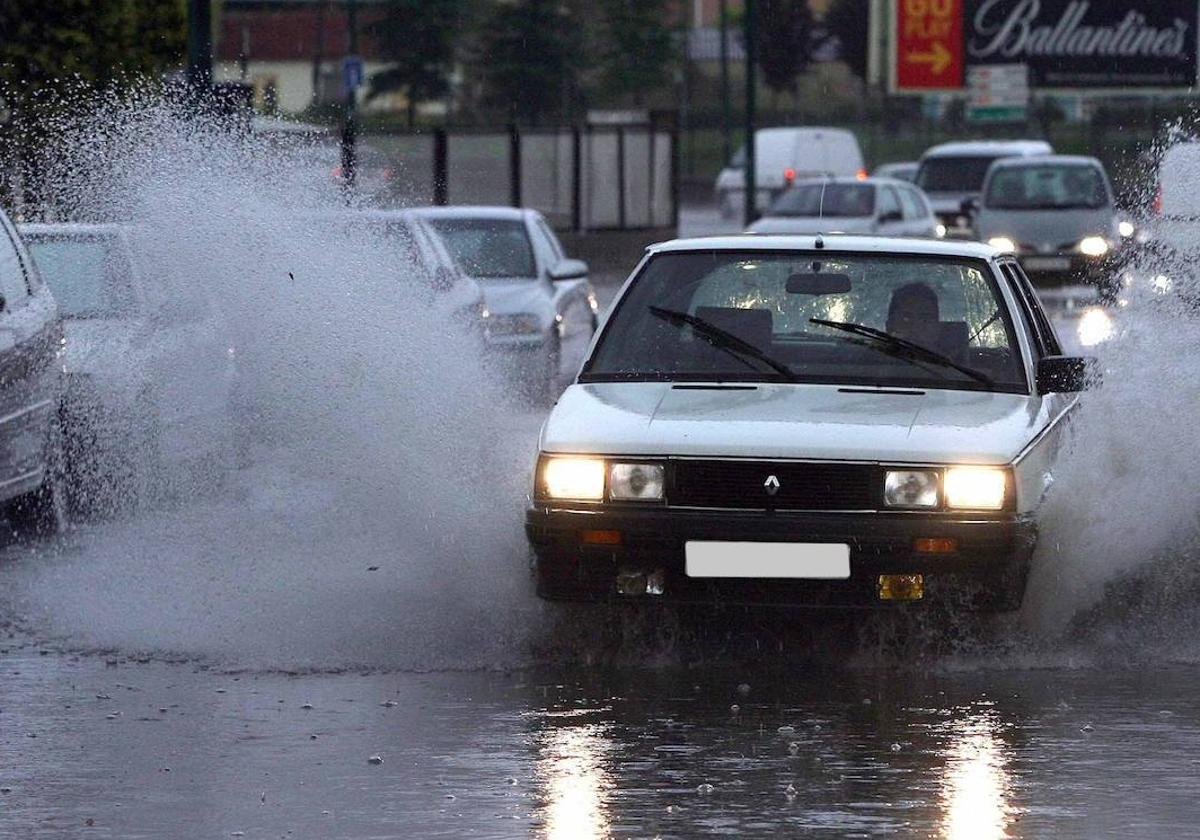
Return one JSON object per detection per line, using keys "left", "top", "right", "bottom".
{"left": 1023, "top": 257, "right": 1071, "bottom": 271}
{"left": 685, "top": 541, "right": 850, "bottom": 579}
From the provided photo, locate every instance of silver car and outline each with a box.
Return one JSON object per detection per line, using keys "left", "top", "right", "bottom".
{"left": 414, "top": 206, "right": 598, "bottom": 403}
{"left": 973, "top": 155, "right": 1122, "bottom": 293}
{"left": 21, "top": 223, "right": 238, "bottom": 512}
{"left": 747, "top": 178, "right": 941, "bottom": 238}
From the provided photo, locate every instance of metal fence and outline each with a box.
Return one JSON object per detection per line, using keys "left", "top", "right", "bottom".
{"left": 364, "top": 125, "right": 678, "bottom": 231}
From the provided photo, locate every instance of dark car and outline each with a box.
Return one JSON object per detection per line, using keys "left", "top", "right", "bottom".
{"left": 0, "top": 210, "right": 67, "bottom": 533}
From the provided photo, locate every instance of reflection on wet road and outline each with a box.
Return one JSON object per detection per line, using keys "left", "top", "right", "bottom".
{"left": 3, "top": 641, "right": 1199, "bottom": 838}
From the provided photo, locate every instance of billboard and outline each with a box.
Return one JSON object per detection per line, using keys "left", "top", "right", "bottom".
{"left": 895, "top": 0, "right": 966, "bottom": 90}
{"left": 893, "top": 0, "right": 1199, "bottom": 91}
{"left": 966, "top": 0, "right": 1198, "bottom": 88}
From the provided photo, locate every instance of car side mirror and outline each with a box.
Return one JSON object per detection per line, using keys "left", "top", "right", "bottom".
{"left": 1037, "top": 355, "right": 1098, "bottom": 394}
{"left": 878, "top": 210, "right": 903, "bottom": 224}
{"left": 431, "top": 266, "right": 457, "bottom": 292}
{"left": 961, "top": 197, "right": 980, "bottom": 215}
{"left": 549, "top": 258, "right": 588, "bottom": 281}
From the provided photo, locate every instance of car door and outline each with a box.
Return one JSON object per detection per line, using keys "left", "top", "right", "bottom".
{"left": 874, "top": 186, "right": 904, "bottom": 235}
{"left": 896, "top": 186, "right": 930, "bottom": 237}
{"left": 527, "top": 214, "right": 594, "bottom": 376}
{"left": 998, "top": 259, "right": 1074, "bottom": 506}
{"left": 0, "top": 213, "right": 62, "bottom": 502}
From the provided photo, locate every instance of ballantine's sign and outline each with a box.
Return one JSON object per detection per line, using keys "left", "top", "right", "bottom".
{"left": 966, "top": 0, "right": 1197, "bottom": 87}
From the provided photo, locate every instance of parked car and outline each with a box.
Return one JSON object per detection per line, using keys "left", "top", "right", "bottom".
{"left": 0, "top": 215, "right": 67, "bottom": 533}
{"left": 1136, "top": 140, "right": 1200, "bottom": 300}
{"left": 915, "top": 140, "right": 1053, "bottom": 237}
{"left": 716, "top": 128, "right": 866, "bottom": 219}
{"left": 746, "top": 177, "right": 941, "bottom": 238}
{"left": 873, "top": 161, "right": 918, "bottom": 183}
{"left": 525, "top": 234, "right": 1092, "bottom": 611}
{"left": 973, "top": 155, "right": 1124, "bottom": 295}
{"left": 415, "top": 206, "right": 598, "bottom": 403}
{"left": 21, "top": 223, "right": 237, "bottom": 512}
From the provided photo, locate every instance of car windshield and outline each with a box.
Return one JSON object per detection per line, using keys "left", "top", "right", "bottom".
{"left": 768, "top": 184, "right": 875, "bottom": 218}
{"left": 916, "top": 156, "right": 1003, "bottom": 193}
{"left": 26, "top": 234, "right": 137, "bottom": 318}
{"left": 984, "top": 164, "right": 1109, "bottom": 210}
{"left": 427, "top": 218, "right": 535, "bottom": 278}
{"left": 583, "top": 251, "right": 1027, "bottom": 393}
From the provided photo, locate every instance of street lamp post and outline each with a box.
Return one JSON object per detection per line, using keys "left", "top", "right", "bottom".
{"left": 743, "top": 0, "right": 757, "bottom": 227}
{"left": 186, "top": 0, "right": 213, "bottom": 91}
{"left": 341, "top": 0, "right": 360, "bottom": 195}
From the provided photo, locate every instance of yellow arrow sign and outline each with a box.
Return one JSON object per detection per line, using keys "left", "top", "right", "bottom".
{"left": 906, "top": 41, "right": 952, "bottom": 75}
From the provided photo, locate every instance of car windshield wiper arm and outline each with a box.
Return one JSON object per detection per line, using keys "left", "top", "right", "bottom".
{"left": 649, "top": 306, "right": 797, "bottom": 380}
{"left": 810, "top": 318, "right": 995, "bottom": 387}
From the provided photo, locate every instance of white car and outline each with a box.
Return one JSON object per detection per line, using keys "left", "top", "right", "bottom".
{"left": 525, "top": 235, "right": 1093, "bottom": 611}
{"left": 915, "top": 140, "right": 1053, "bottom": 238}
{"left": 414, "top": 206, "right": 599, "bottom": 402}
{"left": 747, "top": 177, "right": 940, "bottom": 238}
{"left": 716, "top": 127, "right": 865, "bottom": 219}
{"left": 21, "top": 223, "right": 238, "bottom": 510}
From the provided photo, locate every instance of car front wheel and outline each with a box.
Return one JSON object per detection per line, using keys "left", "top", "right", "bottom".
{"left": 7, "top": 418, "right": 69, "bottom": 536}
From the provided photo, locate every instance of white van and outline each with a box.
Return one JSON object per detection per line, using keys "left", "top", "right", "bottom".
{"left": 715, "top": 127, "right": 865, "bottom": 219}
{"left": 915, "top": 140, "right": 1052, "bottom": 237}
{"left": 1154, "top": 141, "right": 1200, "bottom": 243}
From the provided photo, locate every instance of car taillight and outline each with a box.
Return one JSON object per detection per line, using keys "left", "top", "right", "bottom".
{"left": 855, "top": 168, "right": 868, "bottom": 181}
{"left": 783, "top": 167, "right": 795, "bottom": 185}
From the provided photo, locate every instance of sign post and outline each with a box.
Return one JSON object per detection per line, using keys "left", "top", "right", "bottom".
{"left": 893, "top": 0, "right": 964, "bottom": 91}
{"left": 967, "top": 64, "right": 1028, "bottom": 122}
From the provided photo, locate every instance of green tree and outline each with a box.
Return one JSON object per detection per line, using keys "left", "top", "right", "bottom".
{"left": 823, "top": 0, "right": 869, "bottom": 81}
{"left": 473, "top": 0, "right": 583, "bottom": 123}
{"left": 744, "top": 0, "right": 816, "bottom": 103}
{"left": 0, "top": 0, "right": 185, "bottom": 203}
{"left": 594, "top": 0, "right": 676, "bottom": 107}
{"left": 368, "top": 0, "right": 464, "bottom": 127}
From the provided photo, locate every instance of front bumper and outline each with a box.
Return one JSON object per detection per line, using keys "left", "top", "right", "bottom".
{"left": 526, "top": 506, "right": 1036, "bottom": 610}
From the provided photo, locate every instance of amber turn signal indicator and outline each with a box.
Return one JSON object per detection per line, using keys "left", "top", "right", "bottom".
{"left": 914, "top": 537, "right": 958, "bottom": 554}
{"left": 580, "top": 529, "right": 622, "bottom": 546}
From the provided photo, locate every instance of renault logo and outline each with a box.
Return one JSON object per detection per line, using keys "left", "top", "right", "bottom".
{"left": 764, "top": 475, "right": 781, "bottom": 496}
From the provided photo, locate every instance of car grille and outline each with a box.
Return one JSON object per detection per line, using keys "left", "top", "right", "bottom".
{"left": 670, "top": 459, "right": 880, "bottom": 511}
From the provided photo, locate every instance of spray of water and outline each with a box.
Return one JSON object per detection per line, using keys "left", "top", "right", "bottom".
{"left": 0, "top": 90, "right": 542, "bottom": 671}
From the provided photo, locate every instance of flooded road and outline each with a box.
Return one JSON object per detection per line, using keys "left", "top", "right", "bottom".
{"left": 3, "top": 639, "right": 1199, "bottom": 838}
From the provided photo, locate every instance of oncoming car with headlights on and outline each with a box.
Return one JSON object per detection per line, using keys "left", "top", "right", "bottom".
{"left": 525, "top": 235, "right": 1094, "bottom": 611}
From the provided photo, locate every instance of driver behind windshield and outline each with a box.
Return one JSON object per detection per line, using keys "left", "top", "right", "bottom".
{"left": 885, "top": 282, "right": 940, "bottom": 350}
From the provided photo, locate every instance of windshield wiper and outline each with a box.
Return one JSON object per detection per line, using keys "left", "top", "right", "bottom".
{"left": 648, "top": 306, "right": 797, "bottom": 380}
{"left": 810, "top": 318, "right": 995, "bottom": 387}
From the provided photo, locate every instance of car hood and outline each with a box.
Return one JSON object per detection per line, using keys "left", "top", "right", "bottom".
{"left": 926, "top": 192, "right": 976, "bottom": 214}
{"left": 477, "top": 278, "right": 554, "bottom": 326}
{"left": 541, "top": 382, "right": 1044, "bottom": 464}
{"left": 748, "top": 216, "right": 876, "bottom": 235}
{"left": 977, "top": 207, "right": 1114, "bottom": 250}
{"left": 63, "top": 318, "right": 143, "bottom": 377}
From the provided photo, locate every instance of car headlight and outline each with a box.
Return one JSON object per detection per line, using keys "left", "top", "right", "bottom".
{"left": 539, "top": 456, "right": 605, "bottom": 501}
{"left": 987, "top": 236, "right": 1016, "bottom": 253}
{"left": 944, "top": 467, "right": 1006, "bottom": 510}
{"left": 1078, "top": 236, "right": 1109, "bottom": 257}
{"left": 488, "top": 313, "right": 542, "bottom": 336}
{"left": 609, "top": 463, "right": 664, "bottom": 501}
{"left": 1118, "top": 220, "right": 1135, "bottom": 238}
{"left": 1077, "top": 306, "right": 1114, "bottom": 347}
{"left": 935, "top": 223, "right": 947, "bottom": 238}
{"left": 884, "top": 470, "right": 939, "bottom": 508}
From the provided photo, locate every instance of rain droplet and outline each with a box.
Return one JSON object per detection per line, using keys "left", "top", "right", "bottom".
{"left": 300, "top": 703, "right": 313, "bottom": 710}
{"left": 368, "top": 755, "right": 384, "bottom": 765}
{"left": 890, "top": 742, "right": 902, "bottom": 752}
{"left": 730, "top": 704, "right": 740, "bottom": 715}
{"left": 777, "top": 725, "right": 795, "bottom": 734}
{"left": 380, "top": 701, "right": 397, "bottom": 708}
{"left": 1080, "top": 724, "right": 1094, "bottom": 733}
{"left": 784, "top": 783, "right": 797, "bottom": 799}
{"left": 696, "top": 783, "right": 715, "bottom": 795}
{"left": 787, "top": 741, "right": 800, "bottom": 756}
{"left": 736, "top": 683, "right": 751, "bottom": 696}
